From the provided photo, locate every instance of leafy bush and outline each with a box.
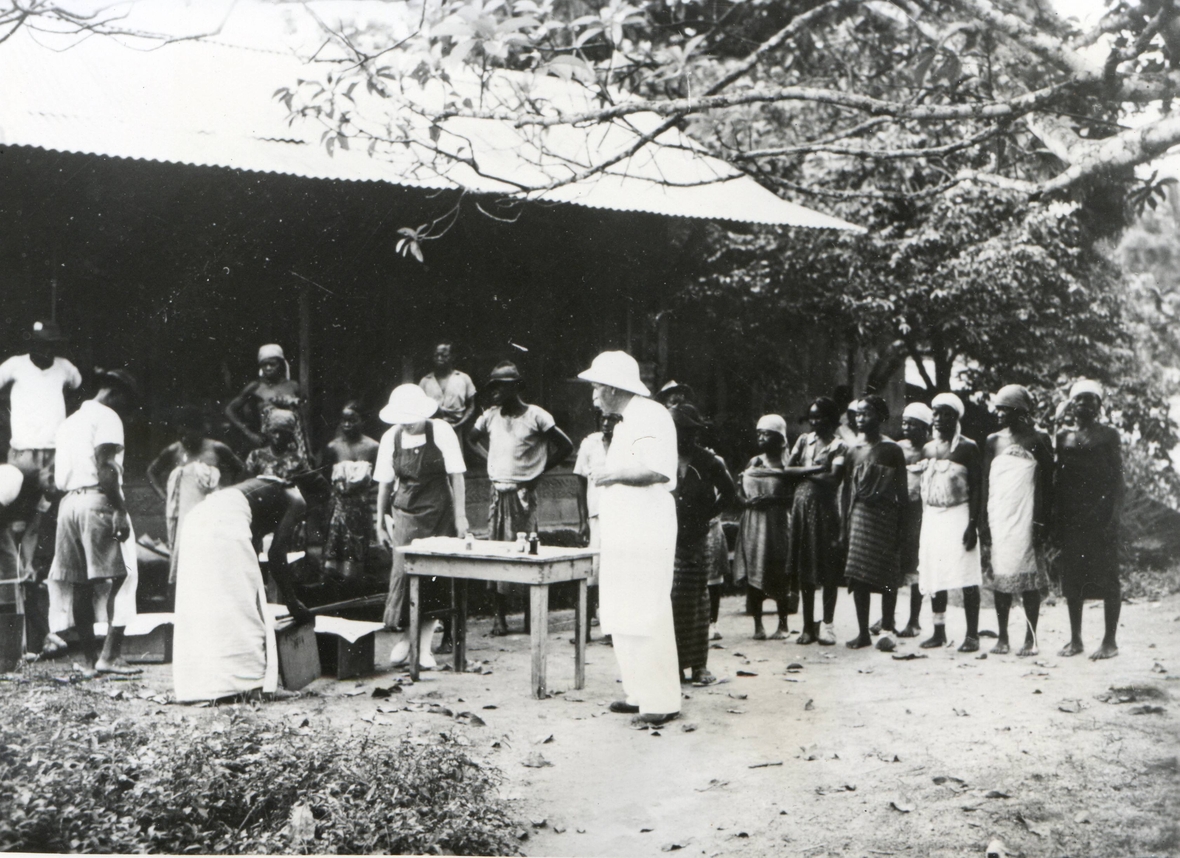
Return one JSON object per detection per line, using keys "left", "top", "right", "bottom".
{"left": 0, "top": 678, "right": 521, "bottom": 855}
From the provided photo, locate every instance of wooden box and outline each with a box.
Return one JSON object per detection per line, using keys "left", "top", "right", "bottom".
{"left": 123, "top": 624, "right": 173, "bottom": 664}
{"left": 316, "top": 632, "right": 376, "bottom": 680}
{"left": 276, "top": 621, "right": 320, "bottom": 690}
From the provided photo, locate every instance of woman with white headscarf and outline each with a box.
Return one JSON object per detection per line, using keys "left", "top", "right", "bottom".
{"left": 916, "top": 393, "right": 983, "bottom": 653}
{"left": 1053, "top": 380, "right": 1124, "bottom": 660}
{"left": 981, "top": 384, "right": 1053, "bottom": 657}
{"left": 733, "top": 414, "right": 795, "bottom": 640}
{"left": 225, "top": 344, "right": 310, "bottom": 461}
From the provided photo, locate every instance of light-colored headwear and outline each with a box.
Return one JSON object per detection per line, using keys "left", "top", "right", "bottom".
{"left": 1069, "top": 379, "right": 1104, "bottom": 402}
{"left": 266, "top": 408, "right": 299, "bottom": 433}
{"left": 756, "top": 414, "right": 788, "bottom": 440}
{"left": 258, "top": 344, "right": 291, "bottom": 379}
{"left": 379, "top": 384, "right": 439, "bottom": 425}
{"left": 993, "top": 384, "right": 1034, "bottom": 413}
{"left": 902, "top": 402, "right": 933, "bottom": 425}
{"left": 577, "top": 351, "right": 650, "bottom": 397}
{"left": 0, "top": 464, "right": 23, "bottom": 507}
{"left": 930, "top": 392, "right": 965, "bottom": 419}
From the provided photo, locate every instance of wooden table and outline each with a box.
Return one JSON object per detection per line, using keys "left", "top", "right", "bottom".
{"left": 398, "top": 537, "right": 595, "bottom": 698}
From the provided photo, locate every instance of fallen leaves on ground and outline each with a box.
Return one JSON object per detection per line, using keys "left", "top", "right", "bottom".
{"left": 522, "top": 752, "right": 553, "bottom": 768}
{"left": 1058, "top": 699, "right": 1084, "bottom": 713}
{"left": 889, "top": 800, "right": 915, "bottom": 813}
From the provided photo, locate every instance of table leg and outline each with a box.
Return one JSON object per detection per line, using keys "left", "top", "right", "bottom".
{"left": 408, "top": 575, "right": 420, "bottom": 682}
{"left": 454, "top": 579, "right": 467, "bottom": 674}
{"left": 530, "top": 584, "right": 549, "bottom": 699}
{"left": 574, "top": 578, "right": 586, "bottom": 690}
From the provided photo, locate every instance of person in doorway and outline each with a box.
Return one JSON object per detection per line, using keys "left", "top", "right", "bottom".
{"left": 895, "top": 402, "right": 933, "bottom": 637}
{"left": 981, "top": 384, "right": 1053, "bottom": 656}
{"left": 419, "top": 342, "right": 477, "bottom": 436}
{"left": 0, "top": 319, "right": 82, "bottom": 656}
{"left": 787, "top": 397, "right": 848, "bottom": 646}
{"left": 172, "top": 474, "right": 319, "bottom": 702}
{"left": 320, "top": 402, "right": 380, "bottom": 585}
{"left": 48, "top": 369, "right": 140, "bottom": 676}
{"left": 1053, "top": 380, "right": 1124, "bottom": 660}
{"left": 469, "top": 362, "right": 572, "bottom": 635}
{"left": 841, "top": 396, "right": 908, "bottom": 650}
{"left": 225, "top": 344, "right": 310, "bottom": 459}
{"left": 669, "top": 403, "right": 735, "bottom": 685}
{"left": 573, "top": 408, "right": 622, "bottom": 642}
{"left": 244, "top": 409, "right": 307, "bottom": 479}
{"left": 578, "top": 351, "right": 680, "bottom": 724}
{"left": 733, "top": 415, "right": 794, "bottom": 640}
{"left": 375, "top": 385, "right": 468, "bottom": 669}
{"left": 916, "top": 393, "right": 983, "bottom": 653}
{"left": 147, "top": 406, "right": 245, "bottom": 584}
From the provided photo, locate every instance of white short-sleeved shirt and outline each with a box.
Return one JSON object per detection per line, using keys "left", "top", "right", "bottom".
{"left": 0, "top": 355, "right": 82, "bottom": 450}
{"left": 573, "top": 432, "right": 608, "bottom": 518}
{"left": 53, "top": 400, "right": 124, "bottom": 492}
{"left": 419, "top": 371, "right": 476, "bottom": 425}
{"left": 473, "top": 404, "right": 556, "bottom": 483}
{"left": 606, "top": 396, "right": 677, "bottom": 492}
{"left": 374, "top": 418, "right": 466, "bottom": 484}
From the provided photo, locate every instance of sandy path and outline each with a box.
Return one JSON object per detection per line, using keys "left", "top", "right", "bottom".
{"left": 119, "top": 591, "right": 1179, "bottom": 857}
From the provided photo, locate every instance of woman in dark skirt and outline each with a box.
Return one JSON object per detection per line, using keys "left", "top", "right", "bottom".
{"left": 669, "top": 405, "right": 736, "bottom": 685}
{"left": 1054, "top": 380, "right": 1124, "bottom": 660}
{"left": 787, "top": 397, "right": 848, "bottom": 646}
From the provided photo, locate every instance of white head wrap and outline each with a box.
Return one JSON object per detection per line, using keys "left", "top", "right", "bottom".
{"left": 0, "top": 464, "right": 22, "bottom": 507}
{"left": 258, "top": 344, "right": 291, "bottom": 379}
{"left": 1069, "top": 379, "right": 1104, "bottom": 401}
{"left": 902, "top": 402, "right": 933, "bottom": 425}
{"left": 930, "top": 392, "right": 965, "bottom": 418}
{"left": 756, "top": 414, "right": 788, "bottom": 440}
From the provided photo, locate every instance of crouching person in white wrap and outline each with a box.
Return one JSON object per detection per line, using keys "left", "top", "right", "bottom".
{"left": 578, "top": 352, "right": 681, "bottom": 724}
{"left": 172, "top": 474, "right": 318, "bottom": 702}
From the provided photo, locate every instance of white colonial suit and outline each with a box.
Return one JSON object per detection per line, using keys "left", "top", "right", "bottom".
{"left": 597, "top": 394, "right": 681, "bottom": 715}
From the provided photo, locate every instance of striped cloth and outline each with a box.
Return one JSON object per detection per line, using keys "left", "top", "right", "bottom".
{"left": 844, "top": 500, "right": 902, "bottom": 591}
{"left": 671, "top": 532, "right": 711, "bottom": 672}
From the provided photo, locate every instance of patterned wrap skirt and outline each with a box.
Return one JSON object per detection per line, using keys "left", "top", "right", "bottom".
{"left": 672, "top": 531, "right": 711, "bottom": 671}
{"left": 844, "top": 500, "right": 902, "bottom": 592}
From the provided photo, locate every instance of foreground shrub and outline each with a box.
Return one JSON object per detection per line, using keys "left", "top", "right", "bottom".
{"left": 0, "top": 680, "right": 521, "bottom": 854}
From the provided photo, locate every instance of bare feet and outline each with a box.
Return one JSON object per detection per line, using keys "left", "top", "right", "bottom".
{"left": 1016, "top": 641, "right": 1039, "bottom": 657}
{"left": 897, "top": 622, "right": 921, "bottom": 638}
{"left": 1058, "top": 640, "right": 1085, "bottom": 657}
{"left": 490, "top": 618, "right": 510, "bottom": 637}
{"left": 991, "top": 640, "right": 1011, "bottom": 655}
{"left": 957, "top": 636, "right": 979, "bottom": 653}
{"left": 95, "top": 659, "right": 143, "bottom": 676}
{"left": 846, "top": 634, "right": 872, "bottom": 649}
{"left": 1089, "top": 642, "right": 1119, "bottom": 660}
{"left": 71, "top": 662, "right": 98, "bottom": 679}
{"left": 691, "top": 669, "right": 717, "bottom": 686}
{"left": 797, "top": 627, "right": 817, "bottom": 645}
{"left": 919, "top": 630, "right": 947, "bottom": 649}
{"left": 769, "top": 624, "right": 789, "bottom": 640}
{"left": 752, "top": 628, "right": 767, "bottom": 641}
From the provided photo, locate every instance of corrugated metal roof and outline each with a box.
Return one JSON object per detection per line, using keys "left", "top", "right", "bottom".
{"left": 0, "top": 20, "right": 861, "bottom": 230}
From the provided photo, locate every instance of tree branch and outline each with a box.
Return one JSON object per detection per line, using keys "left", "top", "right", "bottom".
{"left": 948, "top": 0, "right": 1099, "bottom": 80}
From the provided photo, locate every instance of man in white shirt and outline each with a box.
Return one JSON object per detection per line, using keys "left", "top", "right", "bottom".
{"left": 0, "top": 319, "right": 82, "bottom": 654}
{"left": 49, "top": 369, "right": 140, "bottom": 676}
{"left": 470, "top": 361, "right": 573, "bottom": 635}
{"left": 578, "top": 351, "right": 681, "bottom": 723}
{"left": 418, "top": 342, "right": 477, "bottom": 434}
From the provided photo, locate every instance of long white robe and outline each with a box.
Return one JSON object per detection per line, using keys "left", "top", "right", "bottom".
{"left": 172, "top": 489, "right": 277, "bottom": 702}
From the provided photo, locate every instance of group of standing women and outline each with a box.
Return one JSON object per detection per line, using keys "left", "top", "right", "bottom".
{"left": 726, "top": 380, "right": 1125, "bottom": 662}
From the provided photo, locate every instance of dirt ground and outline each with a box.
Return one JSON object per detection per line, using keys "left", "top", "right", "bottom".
{"left": 35, "top": 591, "right": 1180, "bottom": 857}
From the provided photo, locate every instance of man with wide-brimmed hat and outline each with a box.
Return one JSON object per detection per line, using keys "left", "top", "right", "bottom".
{"left": 48, "top": 368, "right": 141, "bottom": 676}
{"left": 578, "top": 351, "right": 681, "bottom": 723}
{"left": 469, "top": 361, "right": 573, "bottom": 636}
{"left": 0, "top": 319, "right": 83, "bottom": 655}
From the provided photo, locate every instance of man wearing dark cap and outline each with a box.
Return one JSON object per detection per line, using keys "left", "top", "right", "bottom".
{"left": 0, "top": 320, "right": 82, "bottom": 654}
{"left": 48, "top": 369, "right": 141, "bottom": 675}
{"left": 469, "top": 361, "right": 573, "bottom": 635}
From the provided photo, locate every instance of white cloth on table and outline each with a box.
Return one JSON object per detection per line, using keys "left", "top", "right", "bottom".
{"left": 172, "top": 489, "right": 277, "bottom": 702}
{"left": 0, "top": 355, "right": 81, "bottom": 450}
